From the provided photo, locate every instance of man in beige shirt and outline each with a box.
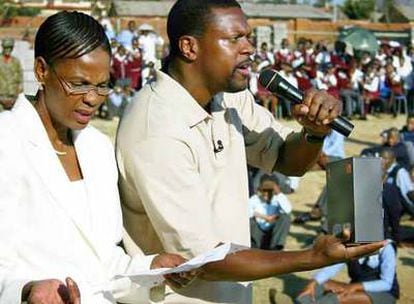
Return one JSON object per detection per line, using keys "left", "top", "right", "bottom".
{"left": 116, "top": 1, "right": 374, "bottom": 303}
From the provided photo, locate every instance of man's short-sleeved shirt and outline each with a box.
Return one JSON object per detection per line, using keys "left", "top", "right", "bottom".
{"left": 116, "top": 70, "right": 292, "bottom": 303}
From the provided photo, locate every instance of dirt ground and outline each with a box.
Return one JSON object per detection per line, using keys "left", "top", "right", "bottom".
{"left": 92, "top": 113, "right": 414, "bottom": 304}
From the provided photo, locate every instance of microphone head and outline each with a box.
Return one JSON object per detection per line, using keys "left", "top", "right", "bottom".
{"left": 258, "top": 69, "right": 283, "bottom": 93}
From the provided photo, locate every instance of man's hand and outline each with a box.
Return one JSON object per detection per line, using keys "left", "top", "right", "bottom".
{"left": 266, "top": 215, "right": 278, "bottom": 223}
{"left": 151, "top": 253, "right": 199, "bottom": 289}
{"left": 150, "top": 253, "right": 186, "bottom": 270}
{"left": 310, "top": 232, "right": 385, "bottom": 266}
{"left": 254, "top": 212, "right": 277, "bottom": 223}
{"left": 297, "top": 279, "right": 317, "bottom": 301}
{"left": 292, "top": 88, "right": 341, "bottom": 137}
{"left": 22, "top": 277, "right": 80, "bottom": 304}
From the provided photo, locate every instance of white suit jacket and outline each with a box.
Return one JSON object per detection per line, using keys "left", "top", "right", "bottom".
{"left": 0, "top": 95, "right": 153, "bottom": 303}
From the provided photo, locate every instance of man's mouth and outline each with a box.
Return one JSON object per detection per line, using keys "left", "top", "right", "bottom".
{"left": 235, "top": 60, "right": 252, "bottom": 76}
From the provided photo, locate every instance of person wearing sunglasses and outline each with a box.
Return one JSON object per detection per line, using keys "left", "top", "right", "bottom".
{"left": 0, "top": 37, "right": 23, "bottom": 110}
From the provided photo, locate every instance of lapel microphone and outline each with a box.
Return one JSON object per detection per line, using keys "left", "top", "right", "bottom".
{"left": 214, "top": 140, "right": 224, "bottom": 153}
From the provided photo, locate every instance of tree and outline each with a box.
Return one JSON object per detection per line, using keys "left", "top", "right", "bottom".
{"left": 383, "top": 0, "right": 395, "bottom": 23}
{"left": 0, "top": 0, "right": 40, "bottom": 20}
{"left": 342, "top": 0, "right": 376, "bottom": 20}
{"left": 314, "top": 0, "right": 331, "bottom": 7}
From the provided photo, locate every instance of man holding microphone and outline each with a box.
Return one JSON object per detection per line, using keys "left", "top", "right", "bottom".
{"left": 117, "top": 1, "right": 377, "bottom": 303}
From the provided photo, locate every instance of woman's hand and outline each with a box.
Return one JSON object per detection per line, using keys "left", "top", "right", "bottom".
{"left": 22, "top": 277, "right": 80, "bottom": 304}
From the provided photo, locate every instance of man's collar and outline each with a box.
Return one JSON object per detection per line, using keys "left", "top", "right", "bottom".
{"left": 151, "top": 70, "right": 214, "bottom": 128}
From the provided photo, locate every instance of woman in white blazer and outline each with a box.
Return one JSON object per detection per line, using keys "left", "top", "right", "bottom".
{"left": 0, "top": 11, "right": 190, "bottom": 304}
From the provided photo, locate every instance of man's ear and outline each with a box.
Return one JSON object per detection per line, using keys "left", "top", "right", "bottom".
{"left": 34, "top": 57, "right": 49, "bottom": 84}
{"left": 177, "top": 35, "right": 199, "bottom": 61}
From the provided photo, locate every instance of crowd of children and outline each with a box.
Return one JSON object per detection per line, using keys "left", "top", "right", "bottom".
{"left": 97, "top": 19, "right": 164, "bottom": 119}
{"left": 249, "top": 38, "right": 414, "bottom": 121}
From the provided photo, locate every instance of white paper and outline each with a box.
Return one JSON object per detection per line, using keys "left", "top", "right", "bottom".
{"left": 117, "top": 243, "right": 248, "bottom": 288}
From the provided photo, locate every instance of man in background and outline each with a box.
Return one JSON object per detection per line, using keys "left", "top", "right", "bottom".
{"left": 0, "top": 38, "right": 22, "bottom": 110}
{"left": 249, "top": 175, "right": 292, "bottom": 251}
{"left": 381, "top": 148, "right": 414, "bottom": 244}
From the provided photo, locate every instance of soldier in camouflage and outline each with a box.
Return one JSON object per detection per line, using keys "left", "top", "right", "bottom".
{"left": 0, "top": 38, "right": 23, "bottom": 110}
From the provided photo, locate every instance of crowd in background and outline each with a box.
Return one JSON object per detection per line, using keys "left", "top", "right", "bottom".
{"left": 97, "top": 18, "right": 164, "bottom": 119}
{"left": 99, "top": 17, "right": 414, "bottom": 125}
{"left": 250, "top": 38, "right": 414, "bottom": 121}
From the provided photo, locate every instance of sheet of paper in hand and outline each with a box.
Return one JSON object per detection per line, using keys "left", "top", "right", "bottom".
{"left": 118, "top": 243, "right": 248, "bottom": 288}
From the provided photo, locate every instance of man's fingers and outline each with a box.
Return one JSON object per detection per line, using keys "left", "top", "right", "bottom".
{"left": 165, "top": 278, "right": 182, "bottom": 289}
{"left": 179, "top": 270, "right": 199, "bottom": 281}
{"left": 164, "top": 270, "right": 198, "bottom": 289}
{"left": 303, "top": 88, "right": 318, "bottom": 107}
{"left": 164, "top": 274, "right": 191, "bottom": 289}
{"left": 65, "top": 277, "right": 81, "bottom": 304}
{"left": 306, "top": 94, "right": 325, "bottom": 122}
{"left": 334, "top": 227, "right": 351, "bottom": 242}
{"left": 314, "top": 101, "right": 331, "bottom": 125}
{"left": 323, "top": 97, "right": 342, "bottom": 125}
{"left": 344, "top": 241, "right": 385, "bottom": 259}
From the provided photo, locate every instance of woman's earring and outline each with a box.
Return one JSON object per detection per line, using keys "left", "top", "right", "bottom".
{"left": 38, "top": 82, "right": 44, "bottom": 91}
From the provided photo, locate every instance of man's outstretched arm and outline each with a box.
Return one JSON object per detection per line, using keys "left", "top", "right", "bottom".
{"left": 200, "top": 234, "right": 384, "bottom": 282}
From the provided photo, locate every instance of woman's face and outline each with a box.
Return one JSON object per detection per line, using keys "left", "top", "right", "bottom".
{"left": 38, "top": 47, "right": 111, "bottom": 130}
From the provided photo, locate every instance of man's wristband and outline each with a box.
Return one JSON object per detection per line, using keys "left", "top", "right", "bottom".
{"left": 302, "top": 128, "right": 326, "bottom": 144}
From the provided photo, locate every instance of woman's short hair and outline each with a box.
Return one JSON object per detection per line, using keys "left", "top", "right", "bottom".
{"left": 34, "top": 11, "right": 111, "bottom": 65}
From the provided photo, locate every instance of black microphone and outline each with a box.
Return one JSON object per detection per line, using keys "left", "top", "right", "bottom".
{"left": 214, "top": 140, "right": 224, "bottom": 153}
{"left": 258, "top": 69, "right": 354, "bottom": 137}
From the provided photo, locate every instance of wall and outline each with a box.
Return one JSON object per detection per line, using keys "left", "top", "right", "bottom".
{"left": 121, "top": 17, "right": 411, "bottom": 46}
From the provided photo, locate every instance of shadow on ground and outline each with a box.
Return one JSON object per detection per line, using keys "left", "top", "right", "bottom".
{"left": 268, "top": 274, "right": 310, "bottom": 303}
{"left": 400, "top": 256, "right": 414, "bottom": 267}
{"left": 288, "top": 231, "right": 317, "bottom": 248}
{"left": 401, "top": 224, "right": 414, "bottom": 241}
